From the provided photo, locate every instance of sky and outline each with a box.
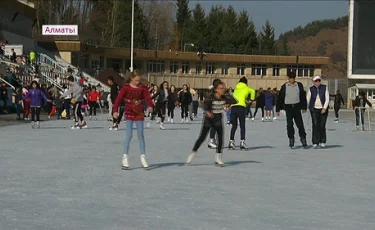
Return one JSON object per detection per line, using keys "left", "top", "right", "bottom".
{"left": 188, "top": 0, "right": 348, "bottom": 38}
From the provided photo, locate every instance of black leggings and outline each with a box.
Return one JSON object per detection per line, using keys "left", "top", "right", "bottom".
{"left": 253, "top": 106, "right": 264, "bottom": 118}
{"left": 89, "top": 101, "right": 97, "bottom": 116}
{"left": 112, "top": 105, "right": 124, "bottom": 125}
{"left": 181, "top": 103, "right": 189, "bottom": 118}
{"left": 230, "top": 106, "right": 246, "bottom": 140}
{"left": 156, "top": 102, "right": 167, "bottom": 123}
{"left": 334, "top": 103, "right": 341, "bottom": 118}
{"left": 73, "top": 101, "right": 84, "bottom": 123}
{"left": 31, "top": 107, "right": 41, "bottom": 121}
{"left": 167, "top": 104, "right": 175, "bottom": 119}
{"left": 193, "top": 125, "right": 224, "bottom": 153}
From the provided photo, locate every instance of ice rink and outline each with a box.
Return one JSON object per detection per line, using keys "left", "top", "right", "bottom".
{"left": 1, "top": 111, "right": 374, "bottom": 230}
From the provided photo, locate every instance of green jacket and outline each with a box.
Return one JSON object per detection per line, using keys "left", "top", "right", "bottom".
{"left": 232, "top": 82, "right": 255, "bottom": 107}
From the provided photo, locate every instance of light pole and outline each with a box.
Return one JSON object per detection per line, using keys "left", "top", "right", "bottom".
{"left": 130, "top": 0, "right": 134, "bottom": 72}
{"left": 184, "top": 43, "right": 194, "bottom": 52}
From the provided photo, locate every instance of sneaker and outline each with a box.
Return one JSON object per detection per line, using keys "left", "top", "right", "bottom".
{"left": 109, "top": 124, "right": 119, "bottom": 131}
{"left": 140, "top": 154, "right": 148, "bottom": 168}
{"left": 313, "top": 144, "right": 318, "bottom": 149}
{"left": 228, "top": 140, "right": 236, "bottom": 150}
{"left": 289, "top": 138, "right": 295, "bottom": 148}
{"left": 300, "top": 138, "right": 307, "bottom": 148}
{"left": 122, "top": 154, "right": 129, "bottom": 169}
{"left": 240, "top": 140, "right": 248, "bottom": 150}
{"left": 320, "top": 143, "right": 326, "bottom": 148}
{"left": 80, "top": 121, "right": 88, "bottom": 129}
{"left": 186, "top": 152, "right": 196, "bottom": 164}
{"left": 208, "top": 139, "right": 217, "bottom": 148}
{"left": 160, "top": 123, "right": 165, "bottom": 130}
{"left": 215, "top": 153, "right": 224, "bottom": 167}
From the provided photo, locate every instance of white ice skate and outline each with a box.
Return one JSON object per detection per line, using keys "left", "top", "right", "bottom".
{"left": 170, "top": 118, "right": 174, "bottom": 123}
{"left": 122, "top": 154, "right": 129, "bottom": 169}
{"left": 215, "top": 153, "right": 224, "bottom": 167}
{"left": 160, "top": 123, "right": 165, "bottom": 130}
{"left": 185, "top": 152, "right": 196, "bottom": 164}
{"left": 320, "top": 143, "right": 326, "bottom": 148}
{"left": 140, "top": 154, "right": 149, "bottom": 169}
{"left": 36, "top": 121, "right": 40, "bottom": 129}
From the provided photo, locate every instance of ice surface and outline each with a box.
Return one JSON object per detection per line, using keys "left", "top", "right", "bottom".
{"left": 0, "top": 111, "right": 374, "bottom": 230}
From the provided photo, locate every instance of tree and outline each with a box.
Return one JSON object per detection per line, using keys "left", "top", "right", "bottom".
{"left": 235, "top": 10, "right": 258, "bottom": 54}
{"left": 259, "top": 19, "right": 276, "bottom": 55}
{"left": 205, "top": 5, "right": 226, "bottom": 53}
{"left": 175, "top": 0, "right": 191, "bottom": 50}
{"left": 189, "top": 3, "right": 206, "bottom": 51}
{"left": 280, "top": 36, "right": 290, "bottom": 55}
{"left": 218, "top": 5, "right": 237, "bottom": 53}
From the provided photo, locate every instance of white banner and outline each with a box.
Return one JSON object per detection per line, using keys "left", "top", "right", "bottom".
{"left": 4, "top": 45, "right": 23, "bottom": 56}
{"left": 42, "top": 25, "right": 78, "bottom": 36}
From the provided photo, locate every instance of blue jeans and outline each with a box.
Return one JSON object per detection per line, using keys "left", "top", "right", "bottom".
{"left": 124, "top": 120, "right": 146, "bottom": 155}
{"left": 226, "top": 108, "right": 231, "bottom": 121}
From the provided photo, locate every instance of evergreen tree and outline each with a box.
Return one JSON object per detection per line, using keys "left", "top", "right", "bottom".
{"left": 205, "top": 5, "right": 226, "bottom": 53}
{"left": 190, "top": 3, "right": 206, "bottom": 51}
{"left": 176, "top": 0, "right": 191, "bottom": 50}
{"left": 218, "top": 5, "right": 237, "bottom": 53}
{"left": 280, "top": 35, "right": 291, "bottom": 55}
{"left": 235, "top": 10, "right": 258, "bottom": 54}
{"left": 259, "top": 19, "right": 276, "bottom": 55}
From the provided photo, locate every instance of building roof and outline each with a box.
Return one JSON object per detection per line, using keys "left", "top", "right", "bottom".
{"left": 3, "top": 0, "right": 36, "bottom": 20}
{"left": 355, "top": 84, "right": 375, "bottom": 89}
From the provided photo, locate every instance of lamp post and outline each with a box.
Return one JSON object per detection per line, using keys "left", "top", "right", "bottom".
{"left": 184, "top": 43, "right": 194, "bottom": 52}
{"left": 129, "top": 0, "right": 134, "bottom": 72}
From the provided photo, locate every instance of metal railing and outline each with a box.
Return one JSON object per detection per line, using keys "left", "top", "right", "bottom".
{"left": 353, "top": 107, "right": 372, "bottom": 132}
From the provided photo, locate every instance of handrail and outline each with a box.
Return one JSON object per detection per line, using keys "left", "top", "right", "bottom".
{"left": 0, "top": 76, "right": 16, "bottom": 90}
{"left": 39, "top": 72, "right": 64, "bottom": 91}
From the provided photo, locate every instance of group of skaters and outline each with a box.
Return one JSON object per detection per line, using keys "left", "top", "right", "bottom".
{"left": 18, "top": 71, "right": 372, "bottom": 169}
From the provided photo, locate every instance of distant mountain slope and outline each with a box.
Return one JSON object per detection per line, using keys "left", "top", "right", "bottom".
{"left": 280, "top": 16, "right": 348, "bottom": 78}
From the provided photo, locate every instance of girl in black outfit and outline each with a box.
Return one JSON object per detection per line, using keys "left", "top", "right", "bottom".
{"left": 330, "top": 90, "right": 345, "bottom": 122}
{"left": 252, "top": 88, "right": 265, "bottom": 121}
{"left": 186, "top": 80, "right": 237, "bottom": 167}
{"left": 178, "top": 84, "right": 192, "bottom": 123}
{"left": 152, "top": 81, "right": 169, "bottom": 130}
{"left": 167, "top": 85, "right": 178, "bottom": 123}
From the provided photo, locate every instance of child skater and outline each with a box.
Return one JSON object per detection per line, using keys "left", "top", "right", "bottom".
{"left": 88, "top": 86, "right": 100, "bottom": 120}
{"left": 113, "top": 72, "right": 154, "bottom": 170}
{"left": 20, "top": 80, "right": 50, "bottom": 128}
{"left": 185, "top": 79, "right": 237, "bottom": 167}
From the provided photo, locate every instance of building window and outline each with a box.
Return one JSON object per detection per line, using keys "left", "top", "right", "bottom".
{"left": 91, "top": 55, "right": 104, "bottom": 69}
{"left": 287, "top": 65, "right": 314, "bottom": 77}
{"left": 182, "top": 61, "right": 190, "bottom": 74}
{"left": 170, "top": 60, "right": 178, "bottom": 73}
{"left": 221, "top": 63, "right": 229, "bottom": 75}
{"left": 237, "top": 64, "right": 245, "bottom": 75}
{"left": 206, "top": 62, "right": 215, "bottom": 74}
{"left": 273, "top": 65, "right": 280, "bottom": 76}
{"left": 251, "top": 64, "right": 267, "bottom": 76}
{"left": 196, "top": 62, "right": 202, "bottom": 74}
{"left": 147, "top": 60, "right": 165, "bottom": 73}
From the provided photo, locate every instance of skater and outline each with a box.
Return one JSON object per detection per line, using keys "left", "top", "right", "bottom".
{"left": 264, "top": 88, "right": 274, "bottom": 121}
{"left": 186, "top": 79, "right": 237, "bottom": 166}
{"left": 306, "top": 75, "right": 330, "bottom": 148}
{"left": 252, "top": 88, "right": 265, "bottom": 121}
{"left": 113, "top": 73, "right": 154, "bottom": 169}
{"left": 107, "top": 93, "right": 113, "bottom": 121}
{"left": 167, "top": 85, "right": 178, "bottom": 123}
{"left": 276, "top": 71, "right": 308, "bottom": 148}
{"left": 353, "top": 91, "right": 372, "bottom": 131}
{"left": 107, "top": 76, "right": 122, "bottom": 130}
{"left": 178, "top": 84, "right": 192, "bottom": 123}
{"left": 228, "top": 77, "right": 256, "bottom": 150}
{"left": 60, "top": 76, "right": 87, "bottom": 129}
{"left": 151, "top": 81, "right": 169, "bottom": 130}
{"left": 88, "top": 86, "right": 100, "bottom": 120}
{"left": 330, "top": 90, "right": 345, "bottom": 123}
{"left": 20, "top": 80, "right": 50, "bottom": 128}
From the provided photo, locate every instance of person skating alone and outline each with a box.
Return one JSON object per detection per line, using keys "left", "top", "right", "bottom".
{"left": 152, "top": 81, "right": 169, "bottom": 130}
{"left": 20, "top": 80, "right": 51, "bottom": 128}
{"left": 306, "top": 75, "right": 330, "bottom": 148}
{"left": 178, "top": 84, "right": 192, "bottom": 123}
{"left": 88, "top": 86, "right": 100, "bottom": 120}
{"left": 60, "top": 76, "right": 88, "bottom": 129}
{"left": 107, "top": 76, "right": 122, "bottom": 130}
{"left": 113, "top": 73, "right": 153, "bottom": 169}
{"left": 330, "top": 90, "right": 345, "bottom": 123}
{"left": 167, "top": 85, "right": 178, "bottom": 123}
{"left": 276, "top": 71, "right": 308, "bottom": 148}
{"left": 186, "top": 80, "right": 237, "bottom": 167}
{"left": 228, "top": 77, "right": 256, "bottom": 150}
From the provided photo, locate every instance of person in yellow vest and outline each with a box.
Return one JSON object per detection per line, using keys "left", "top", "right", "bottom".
{"left": 30, "top": 50, "right": 35, "bottom": 64}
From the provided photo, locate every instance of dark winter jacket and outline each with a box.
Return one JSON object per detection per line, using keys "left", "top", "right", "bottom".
{"left": 276, "top": 82, "right": 307, "bottom": 112}
{"left": 178, "top": 91, "right": 192, "bottom": 105}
